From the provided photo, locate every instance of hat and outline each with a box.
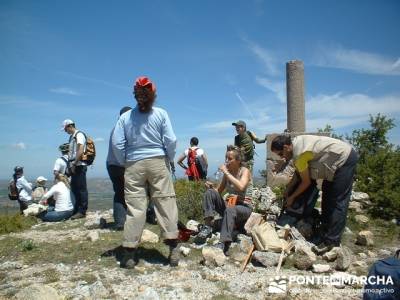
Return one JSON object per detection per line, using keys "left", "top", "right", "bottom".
{"left": 61, "top": 119, "right": 74, "bottom": 130}
{"left": 58, "top": 143, "right": 69, "bottom": 152}
{"left": 14, "top": 166, "right": 23, "bottom": 174}
{"left": 36, "top": 176, "right": 47, "bottom": 183}
{"left": 232, "top": 120, "right": 246, "bottom": 128}
{"left": 134, "top": 76, "right": 156, "bottom": 92}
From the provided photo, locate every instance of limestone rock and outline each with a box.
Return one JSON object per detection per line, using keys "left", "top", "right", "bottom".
{"left": 351, "top": 191, "right": 370, "bottom": 203}
{"left": 312, "top": 264, "right": 331, "bottom": 273}
{"left": 137, "top": 287, "right": 160, "bottom": 300}
{"left": 367, "top": 250, "right": 377, "bottom": 258}
{"left": 140, "top": 229, "right": 159, "bottom": 244}
{"left": 179, "top": 246, "right": 190, "bottom": 256}
{"left": 356, "top": 231, "right": 374, "bottom": 246}
{"left": 358, "top": 252, "right": 368, "bottom": 259}
{"left": 86, "top": 231, "right": 100, "bottom": 242}
{"left": 202, "top": 246, "right": 226, "bottom": 267}
{"left": 355, "top": 215, "right": 369, "bottom": 224}
{"left": 252, "top": 251, "right": 282, "bottom": 267}
{"left": 378, "top": 249, "right": 392, "bottom": 257}
{"left": 237, "top": 234, "right": 253, "bottom": 253}
{"left": 257, "top": 187, "right": 277, "bottom": 213}
{"left": 293, "top": 251, "right": 314, "bottom": 270}
{"left": 349, "top": 201, "right": 363, "bottom": 213}
{"left": 14, "top": 284, "right": 63, "bottom": 300}
{"left": 323, "top": 247, "right": 341, "bottom": 262}
{"left": 336, "top": 246, "right": 352, "bottom": 271}
{"left": 89, "top": 281, "right": 109, "bottom": 299}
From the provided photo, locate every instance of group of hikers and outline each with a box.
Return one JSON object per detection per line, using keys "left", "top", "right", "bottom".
{"left": 9, "top": 75, "right": 358, "bottom": 268}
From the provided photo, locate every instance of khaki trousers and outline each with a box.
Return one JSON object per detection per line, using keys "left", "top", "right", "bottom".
{"left": 123, "top": 156, "right": 179, "bottom": 248}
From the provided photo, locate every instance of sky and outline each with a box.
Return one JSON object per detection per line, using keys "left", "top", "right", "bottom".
{"left": 1, "top": 0, "right": 400, "bottom": 180}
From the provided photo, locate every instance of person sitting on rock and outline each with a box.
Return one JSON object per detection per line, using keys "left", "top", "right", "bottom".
{"left": 198, "top": 145, "right": 253, "bottom": 255}
{"left": 39, "top": 174, "right": 74, "bottom": 222}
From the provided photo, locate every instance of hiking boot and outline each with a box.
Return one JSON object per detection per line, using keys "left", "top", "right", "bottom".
{"left": 194, "top": 225, "right": 212, "bottom": 244}
{"left": 312, "top": 242, "right": 335, "bottom": 255}
{"left": 120, "top": 247, "right": 137, "bottom": 269}
{"left": 214, "top": 241, "right": 231, "bottom": 256}
{"left": 165, "top": 239, "right": 180, "bottom": 267}
{"left": 71, "top": 212, "right": 86, "bottom": 220}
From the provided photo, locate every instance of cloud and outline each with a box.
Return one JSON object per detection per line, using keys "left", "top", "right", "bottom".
{"left": 12, "top": 142, "right": 26, "bottom": 150}
{"left": 313, "top": 45, "right": 400, "bottom": 75}
{"left": 94, "top": 137, "right": 105, "bottom": 142}
{"left": 243, "top": 38, "right": 280, "bottom": 77}
{"left": 58, "top": 71, "right": 130, "bottom": 91}
{"left": 255, "top": 77, "right": 286, "bottom": 102}
{"left": 50, "top": 87, "right": 81, "bottom": 96}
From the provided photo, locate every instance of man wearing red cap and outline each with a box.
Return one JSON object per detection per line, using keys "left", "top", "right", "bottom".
{"left": 112, "top": 76, "right": 180, "bottom": 268}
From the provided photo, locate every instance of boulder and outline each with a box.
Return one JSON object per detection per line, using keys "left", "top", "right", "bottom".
{"left": 140, "top": 229, "right": 159, "bottom": 244}
{"left": 202, "top": 246, "right": 226, "bottom": 267}
{"left": 257, "top": 187, "right": 277, "bottom": 213}
{"left": 356, "top": 231, "right": 374, "bottom": 246}
{"left": 251, "top": 251, "right": 282, "bottom": 267}
{"left": 237, "top": 234, "right": 253, "bottom": 253}
{"left": 336, "top": 246, "right": 352, "bottom": 271}
{"left": 293, "top": 251, "right": 314, "bottom": 270}
{"left": 14, "top": 284, "right": 63, "bottom": 300}
{"left": 349, "top": 201, "right": 363, "bottom": 213}
{"left": 351, "top": 192, "right": 370, "bottom": 203}
{"left": 312, "top": 264, "right": 331, "bottom": 273}
{"left": 355, "top": 215, "right": 369, "bottom": 224}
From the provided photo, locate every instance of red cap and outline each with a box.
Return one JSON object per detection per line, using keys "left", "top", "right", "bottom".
{"left": 134, "top": 76, "right": 156, "bottom": 92}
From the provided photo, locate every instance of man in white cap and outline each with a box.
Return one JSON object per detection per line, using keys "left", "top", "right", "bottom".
{"left": 62, "top": 119, "right": 88, "bottom": 219}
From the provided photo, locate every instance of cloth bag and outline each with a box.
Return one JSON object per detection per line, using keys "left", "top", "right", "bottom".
{"left": 251, "top": 221, "right": 288, "bottom": 252}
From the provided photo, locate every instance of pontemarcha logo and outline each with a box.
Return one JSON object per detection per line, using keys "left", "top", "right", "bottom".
{"left": 268, "top": 275, "right": 287, "bottom": 294}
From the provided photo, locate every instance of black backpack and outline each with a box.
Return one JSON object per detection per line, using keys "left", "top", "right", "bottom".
{"left": 8, "top": 178, "right": 20, "bottom": 201}
{"left": 363, "top": 250, "right": 400, "bottom": 300}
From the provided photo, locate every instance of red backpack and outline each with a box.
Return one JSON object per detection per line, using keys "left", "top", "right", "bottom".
{"left": 185, "top": 148, "right": 202, "bottom": 180}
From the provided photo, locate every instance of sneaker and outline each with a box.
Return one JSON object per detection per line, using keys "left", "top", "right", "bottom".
{"left": 120, "top": 247, "right": 137, "bottom": 269}
{"left": 312, "top": 242, "right": 335, "bottom": 255}
{"left": 71, "top": 212, "right": 86, "bottom": 220}
{"left": 165, "top": 239, "right": 180, "bottom": 267}
{"left": 194, "top": 225, "right": 212, "bottom": 244}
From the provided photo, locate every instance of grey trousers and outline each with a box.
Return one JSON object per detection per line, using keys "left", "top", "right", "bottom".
{"left": 203, "top": 189, "right": 252, "bottom": 242}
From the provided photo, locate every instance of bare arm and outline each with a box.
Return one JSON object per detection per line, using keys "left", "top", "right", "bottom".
{"left": 249, "top": 131, "right": 266, "bottom": 143}
{"left": 177, "top": 154, "right": 187, "bottom": 170}
{"left": 285, "top": 169, "right": 311, "bottom": 208}
{"left": 220, "top": 165, "right": 251, "bottom": 192}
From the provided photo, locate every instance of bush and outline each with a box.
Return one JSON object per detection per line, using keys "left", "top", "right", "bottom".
{"left": 174, "top": 179, "right": 206, "bottom": 223}
{"left": 0, "top": 214, "right": 38, "bottom": 235}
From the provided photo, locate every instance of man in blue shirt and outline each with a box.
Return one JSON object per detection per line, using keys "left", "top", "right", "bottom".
{"left": 112, "top": 76, "right": 180, "bottom": 268}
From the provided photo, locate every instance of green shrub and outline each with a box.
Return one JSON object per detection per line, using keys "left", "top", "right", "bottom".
{"left": 21, "top": 239, "right": 36, "bottom": 251}
{"left": 0, "top": 214, "right": 38, "bottom": 235}
{"left": 174, "top": 179, "right": 206, "bottom": 223}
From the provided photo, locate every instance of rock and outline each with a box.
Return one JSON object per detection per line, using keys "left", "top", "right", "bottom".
{"left": 86, "top": 231, "right": 100, "bottom": 242}
{"left": 185, "top": 220, "right": 199, "bottom": 232}
{"left": 356, "top": 231, "right": 374, "bottom": 246}
{"left": 336, "top": 246, "right": 352, "bottom": 271}
{"left": 344, "top": 227, "right": 353, "bottom": 235}
{"left": 84, "top": 212, "right": 103, "bottom": 229}
{"left": 351, "top": 192, "right": 370, "bottom": 203}
{"left": 140, "top": 229, "right": 159, "bottom": 244}
{"left": 179, "top": 246, "right": 190, "bottom": 256}
{"left": 352, "top": 261, "right": 367, "bottom": 268}
{"left": 251, "top": 251, "right": 282, "bottom": 267}
{"left": 89, "top": 281, "right": 109, "bottom": 299}
{"left": 294, "top": 240, "right": 316, "bottom": 261}
{"left": 355, "top": 215, "right": 369, "bottom": 224}
{"left": 202, "top": 246, "right": 226, "bottom": 267}
{"left": 293, "top": 251, "right": 314, "bottom": 270}
{"left": 237, "top": 234, "right": 253, "bottom": 253}
{"left": 378, "top": 249, "right": 392, "bottom": 257}
{"left": 367, "top": 250, "right": 377, "bottom": 258}
{"left": 0, "top": 261, "right": 23, "bottom": 270}
{"left": 349, "top": 201, "right": 363, "bottom": 213}
{"left": 257, "top": 187, "right": 277, "bottom": 213}
{"left": 312, "top": 264, "right": 331, "bottom": 273}
{"left": 137, "top": 287, "right": 160, "bottom": 300}
{"left": 269, "top": 205, "right": 281, "bottom": 216}
{"left": 231, "top": 251, "right": 247, "bottom": 262}
{"left": 323, "top": 247, "right": 341, "bottom": 262}
{"left": 358, "top": 252, "right": 368, "bottom": 259}
{"left": 14, "top": 284, "right": 63, "bottom": 300}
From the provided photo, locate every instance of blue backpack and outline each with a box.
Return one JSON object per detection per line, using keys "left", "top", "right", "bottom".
{"left": 363, "top": 250, "right": 400, "bottom": 300}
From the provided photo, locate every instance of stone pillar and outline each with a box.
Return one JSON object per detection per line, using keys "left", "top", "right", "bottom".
{"left": 286, "top": 60, "right": 305, "bottom": 132}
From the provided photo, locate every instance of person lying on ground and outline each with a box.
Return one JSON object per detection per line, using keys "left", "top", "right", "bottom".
{"left": 39, "top": 174, "right": 74, "bottom": 222}
{"left": 198, "top": 145, "right": 252, "bottom": 255}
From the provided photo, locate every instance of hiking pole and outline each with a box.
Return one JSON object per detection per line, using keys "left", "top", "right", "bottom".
{"left": 240, "top": 244, "right": 255, "bottom": 273}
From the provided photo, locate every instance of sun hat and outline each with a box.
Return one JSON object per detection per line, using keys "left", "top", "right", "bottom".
{"left": 61, "top": 119, "right": 74, "bottom": 130}
{"left": 36, "top": 176, "right": 47, "bottom": 183}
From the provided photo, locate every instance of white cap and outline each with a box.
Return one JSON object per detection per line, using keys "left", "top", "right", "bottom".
{"left": 61, "top": 119, "right": 74, "bottom": 130}
{"left": 36, "top": 176, "right": 47, "bottom": 182}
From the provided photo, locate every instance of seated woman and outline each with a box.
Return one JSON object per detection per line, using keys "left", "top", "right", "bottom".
{"left": 39, "top": 174, "right": 74, "bottom": 222}
{"left": 198, "top": 145, "right": 252, "bottom": 255}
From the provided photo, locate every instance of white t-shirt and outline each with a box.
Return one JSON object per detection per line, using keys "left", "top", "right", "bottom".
{"left": 16, "top": 176, "right": 33, "bottom": 202}
{"left": 43, "top": 182, "right": 74, "bottom": 212}
{"left": 53, "top": 154, "right": 68, "bottom": 174}
{"left": 69, "top": 131, "right": 87, "bottom": 166}
{"left": 183, "top": 147, "right": 207, "bottom": 172}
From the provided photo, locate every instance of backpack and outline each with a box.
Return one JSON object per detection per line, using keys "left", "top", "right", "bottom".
{"left": 70, "top": 130, "right": 96, "bottom": 166}
{"left": 185, "top": 148, "right": 206, "bottom": 180}
{"left": 8, "top": 179, "right": 20, "bottom": 201}
{"left": 363, "top": 250, "right": 400, "bottom": 300}
{"left": 61, "top": 156, "right": 71, "bottom": 177}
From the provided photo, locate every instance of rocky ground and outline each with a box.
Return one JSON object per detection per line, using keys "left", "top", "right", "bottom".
{"left": 0, "top": 191, "right": 399, "bottom": 300}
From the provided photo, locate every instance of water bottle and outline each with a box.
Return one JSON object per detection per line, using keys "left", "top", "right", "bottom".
{"left": 215, "top": 170, "right": 223, "bottom": 181}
